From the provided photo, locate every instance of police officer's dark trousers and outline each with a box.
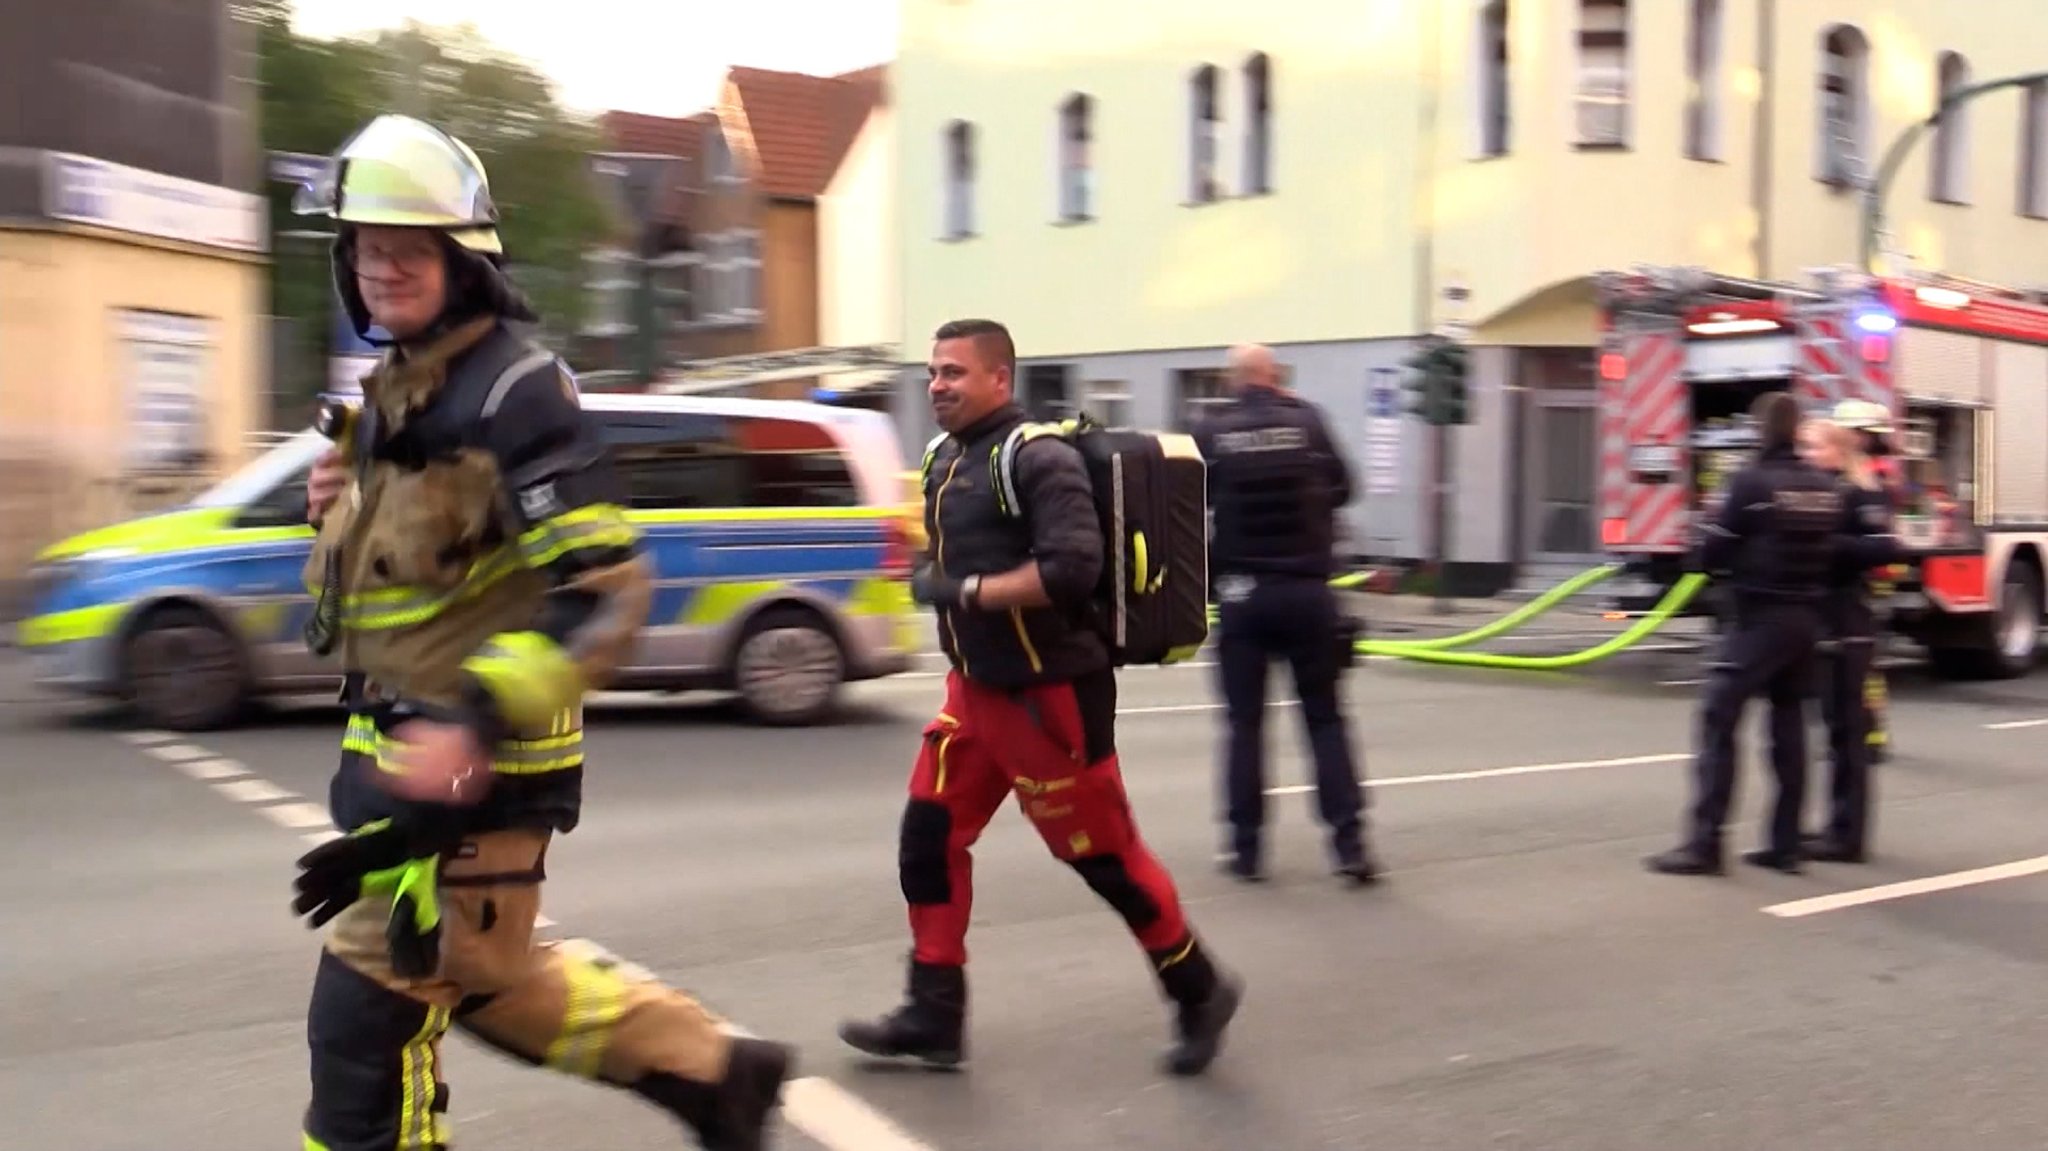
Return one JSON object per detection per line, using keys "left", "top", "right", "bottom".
{"left": 1816, "top": 627, "right": 1876, "bottom": 856}
{"left": 1687, "top": 601, "right": 1821, "bottom": 860}
{"left": 1215, "top": 575, "right": 1365, "bottom": 868}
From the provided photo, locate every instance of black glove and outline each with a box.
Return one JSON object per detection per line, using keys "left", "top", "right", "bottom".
{"left": 911, "top": 562, "right": 969, "bottom": 608}
{"left": 292, "top": 811, "right": 461, "bottom": 977}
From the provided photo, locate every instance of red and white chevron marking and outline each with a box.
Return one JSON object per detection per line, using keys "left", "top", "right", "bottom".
{"left": 1621, "top": 331, "right": 1691, "bottom": 551}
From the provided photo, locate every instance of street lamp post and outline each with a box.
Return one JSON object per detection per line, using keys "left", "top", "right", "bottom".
{"left": 1859, "top": 70, "right": 2048, "bottom": 275}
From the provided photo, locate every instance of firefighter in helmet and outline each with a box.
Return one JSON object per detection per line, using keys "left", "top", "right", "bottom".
{"left": 1794, "top": 401, "right": 1905, "bottom": 864}
{"left": 289, "top": 115, "right": 793, "bottom": 1151}
{"left": 1832, "top": 399, "right": 1900, "bottom": 768}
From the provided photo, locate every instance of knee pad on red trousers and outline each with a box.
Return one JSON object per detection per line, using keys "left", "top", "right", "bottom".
{"left": 898, "top": 799, "right": 953, "bottom": 905}
{"left": 1067, "top": 854, "right": 1163, "bottom": 932}
{"left": 306, "top": 950, "right": 453, "bottom": 1151}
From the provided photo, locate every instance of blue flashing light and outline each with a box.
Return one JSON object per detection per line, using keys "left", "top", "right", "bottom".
{"left": 1853, "top": 310, "right": 1898, "bottom": 334}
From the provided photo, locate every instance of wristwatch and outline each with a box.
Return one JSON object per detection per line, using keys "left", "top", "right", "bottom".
{"left": 961, "top": 574, "right": 984, "bottom": 608}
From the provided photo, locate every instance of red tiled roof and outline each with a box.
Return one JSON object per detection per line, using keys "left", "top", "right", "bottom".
{"left": 594, "top": 110, "right": 717, "bottom": 225}
{"left": 724, "top": 65, "right": 887, "bottom": 200}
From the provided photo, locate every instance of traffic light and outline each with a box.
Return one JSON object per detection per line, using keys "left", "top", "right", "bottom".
{"left": 1401, "top": 338, "right": 1472, "bottom": 427}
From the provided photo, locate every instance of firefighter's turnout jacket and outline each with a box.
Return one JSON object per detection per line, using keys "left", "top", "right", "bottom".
{"left": 305, "top": 316, "right": 652, "bottom": 835}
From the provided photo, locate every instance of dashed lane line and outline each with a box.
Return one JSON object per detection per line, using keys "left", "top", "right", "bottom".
{"left": 1266, "top": 751, "right": 1690, "bottom": 796}
{"left": 1984, "top": 717, "right": 2048, "bottom": 731}
{"left": 1762, "top": 854, "right": 2048, "bottom": 918}
{"left": 114, "top": 727, "right": 932, "bottom": 1151}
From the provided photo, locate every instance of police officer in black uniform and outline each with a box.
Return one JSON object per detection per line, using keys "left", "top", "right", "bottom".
{"left": 1195, "top": 344, "right": 1375, "bottom": 886}
{"left": 1802, "top": 408, "right": 1904, "bottom": 863}
{"left": 1647, "top": 391, "right": 1844, "bottom": 877}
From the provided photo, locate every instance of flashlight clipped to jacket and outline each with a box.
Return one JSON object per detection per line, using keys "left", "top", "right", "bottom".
{"left": 304, "top": 398, "right": 362, "bottom": 657}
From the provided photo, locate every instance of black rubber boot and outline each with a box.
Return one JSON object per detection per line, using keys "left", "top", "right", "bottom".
{"left": 838, "top": 960, "right": 966, "bottom": 1069}
{"left": 1153, "top": 937, "right": 1242, "bottom": 1077}
{"left": 632, "top": 1037, "right": 795, "bottom": 1151}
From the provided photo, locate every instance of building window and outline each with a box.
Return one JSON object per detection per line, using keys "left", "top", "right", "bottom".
{"left": 1476, "top": 1, "right": 1510, "bottom": 157}
{"left": 706, "top": 124, "right": 738, "bottom": 184}
{"left": 1189, "top": 64, "right": 1222, "bottom": 203}
{"left": 1173, "top": 368, "right": 1231, "bottom": 431}
{"left": 700, "top": 234, "right": 727, "bottom": 319}
{"left": 1817, "top": 24, "right": 1871, "bottom": 188}
{"left": 1929, "top": 51, "right": 1971, "bottom": 205}
{"left": 581, "top": 248, "right": 637, "bottom": 338}
{"left": 731, "top": 231, "right": 760, "bottom": 316}
{"left": 1083, "top": 380, "right": 1132, "bottom": 429}
{"left": 1242, "top": 53, "right": 1272, "bottom": 194}
{"left": 943, "top": 120, "right": 976, "bottom": 238}
{"left": 1058, "top": 93, "right": 1094, "bottom": 221}
{"left": 1683, "top": 0, "right": 1724, "bottom": 160}
{"left": 1574, "top": 0, "right": 1630, "bottom": 148}
{"left": 2022, "top": 81, "right": 2048, "bottom": 219}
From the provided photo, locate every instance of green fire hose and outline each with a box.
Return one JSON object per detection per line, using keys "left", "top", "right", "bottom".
{"left": 1359, "top": 563, "right": 1621, "bottom": 653}
{"left": 1204, "top": 564, "right": 1620, "bottom": 652}
{"left": 1353, "top": 572, "right": 1708, "bottom": 669}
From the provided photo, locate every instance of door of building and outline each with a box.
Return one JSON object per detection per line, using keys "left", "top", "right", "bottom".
{"left": 1526, "top": 397, "right": 1600, "bottom": 562}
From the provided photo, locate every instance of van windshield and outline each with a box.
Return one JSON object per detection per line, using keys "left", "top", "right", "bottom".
{"left": 187, "top": 430, "right": 329, "bottom": 510}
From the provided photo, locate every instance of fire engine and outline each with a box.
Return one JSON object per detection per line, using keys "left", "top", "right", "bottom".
{"left": 1595, "top": 265, "right": 2048, "bottom": 679}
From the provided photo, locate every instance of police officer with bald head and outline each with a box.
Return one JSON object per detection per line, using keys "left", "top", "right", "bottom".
{"left": 1195, "top": 344, "right": 1376, "bottom": 887}
{"left": 1649, "top": 391, "right": 1845, "bottom": 878}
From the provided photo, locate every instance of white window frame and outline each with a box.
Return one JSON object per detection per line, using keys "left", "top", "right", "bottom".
{"left": 1188, "top": 65, "right": 1223, "bottom": 204}
{"left": 1473, "top": 1, "right": 1511, "bottom": 159}
{"left": 942, "top": 120, "right": 976, "bottom": 239}
{"left": 1572, "top": 0, "right": 1631, "bottom": 149}
{"left": 580, "top": 247, "right": 637, "bottom": 338}
{"left": 1242, "top": 53, "right": 1273, "bottom": 195}
{"left": 1929, "top": 51, "right": 1972, "bottom": 205}
{"left": 1057, "top": 93, "right": 1094, "bottom": 222}
{"left": 1683, "top": 0, "right": 1725, "bottom": 161}
{"left": 2022, "top": 80, "right": 2048, "bottom": 220}
{"left": 1816, "top": 24, "right": 1872, "bottom": 189}
{"left": 730, "top": 229, "right": 761, "bottom": 319}
{"left": 706, "top": 123, "right": 742, "bottom": 186}
{"left": 1082, "top": 380, "right": 1132, "bottom": 429}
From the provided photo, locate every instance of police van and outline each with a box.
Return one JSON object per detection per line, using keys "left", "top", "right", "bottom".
{"left": 15, "top": 394, "right": 921, "bottom": 730}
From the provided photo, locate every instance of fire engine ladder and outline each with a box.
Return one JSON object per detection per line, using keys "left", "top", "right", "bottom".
{"left": 1786, "top": 296, "right": 1851, "bottom": 408}
{"left": 649, "top": 344, "right": 905, "bottom": 396}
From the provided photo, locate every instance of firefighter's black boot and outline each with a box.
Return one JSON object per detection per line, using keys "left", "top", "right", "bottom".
{"left": 838, "top": 960, "right": 966, "bottom": 1069}
{"left": 1152, "top": 937, "right": 1242, "bottom": 1077}
{"left": 632, "top": 1036, "right": 795, "bottom": 1151}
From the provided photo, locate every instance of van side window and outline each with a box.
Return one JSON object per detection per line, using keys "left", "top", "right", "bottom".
{"left": 233, "top": 465, "right": 313, "bottom": 529}
{"left": 597, "top": 411, "right": 860, "bottom": 510}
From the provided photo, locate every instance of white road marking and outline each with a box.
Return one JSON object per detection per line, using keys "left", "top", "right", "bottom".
{"left": 1121, "top": 700, "right": 1296, "bottom": 717}
{"left": 1984, "top": 718, "right": 2048, "bottom": 731}
{"left": 301, "top": 828, "right": 342, "bottom": 847}
{"left": 120, "top": 730, "right": 173, "bottom": 746}
{"left": 214, "top": 777, "right": 296, "bottom": 804}
{"left": 1657, "top": 678, "right": 1705, "bottom": 688}
{"left": 173, "top": 757, "right": 249, "bottom": 781}
{"left": 264, "top": 802, "right": 338, "bottom": 830}
{"left": 783, "top": 1077, "right": 939, "bottom": 1151}
{"left": 1267, "top": 752, "right": 1689, "bottom": 796}
{"left": 1762, "top": 855, "right": 2048, "bottom": 919}
{"left": 145, "top": 742, "right": 216, "bottom": 763}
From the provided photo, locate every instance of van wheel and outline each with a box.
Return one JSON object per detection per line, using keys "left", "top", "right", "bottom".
{"left": 120, "top": 604, "right": 249, "bottom": 731}
{"left": 730, "top": 606, "right": 846, "bottom": 726}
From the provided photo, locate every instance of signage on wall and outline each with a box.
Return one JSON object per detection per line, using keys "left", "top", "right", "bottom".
{"left": 45, "top": 152, "right": 268, "bottom": 254}
{"left": 119, "top": 311, "right": 212, "bottom": 468}
{"left": 1365, "top": 368, "right": 1402, "bottom": 496}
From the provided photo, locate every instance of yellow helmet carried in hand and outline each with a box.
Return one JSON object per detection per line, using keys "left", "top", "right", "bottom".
{"left": 1832, "top": 398, "right": 1894, "bottom": 435}
{"left": 293, "top": 114, "right": 503, "bottom": 255}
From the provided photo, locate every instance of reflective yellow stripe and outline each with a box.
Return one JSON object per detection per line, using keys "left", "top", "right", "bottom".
{"left": 518, "top": 503, "right": 638, "bottom": 569}
{"left": 398, "top": 1004, "right": 451, "bottom": 1148}
{"left": 1010, "top": 609, "right": 1043, "bottom": 674}
{"left": 343, "top": 711, "right": 584, "bottom": 774}
{"left": 303, "top": 1134, "right": 331, "bottom": 1151}
{"left": 934, "top": 731, "right": 955, "bottom": 795}
{"left": 544, "top": 955, "right": 629, "bottom": 1078}
{"left": 16, "top": 603, "right": 125, "bottom": 646}
{"left": 329, "top": 547, "right": 528, "bottom": 631}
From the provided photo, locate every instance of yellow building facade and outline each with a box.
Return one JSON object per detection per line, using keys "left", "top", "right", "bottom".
{"left": 895, "top": 0, "right": 2048, "bottom": 581}
{"left": 0, "top": 153, "right": 269, "bottom": 590}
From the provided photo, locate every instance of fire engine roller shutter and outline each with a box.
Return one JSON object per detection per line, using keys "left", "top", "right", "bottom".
{"left": 1683, "top": 334, "right": 1797, "bottom": 382}
{"left": 1598, "top": 324, "right": 1691, "bottom": 552}
{"left": 1898, "top": 327, "right": 1986, "bottom": 404}
{"left": 1991, "top": 340, "right": 2048, "bottom": 520}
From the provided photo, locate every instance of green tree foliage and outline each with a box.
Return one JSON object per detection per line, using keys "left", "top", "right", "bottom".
{"left": 235, "top": 1, "right": 606, "bottom": 405}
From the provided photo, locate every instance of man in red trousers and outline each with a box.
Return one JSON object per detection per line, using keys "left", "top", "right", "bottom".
{"left": 839, "top": 318, "right": 1243, "bottom": 1077}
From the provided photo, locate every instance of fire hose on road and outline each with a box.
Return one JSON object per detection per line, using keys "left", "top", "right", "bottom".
{"left": 1201, "top": 564, "right": 1707, "bottom": 671}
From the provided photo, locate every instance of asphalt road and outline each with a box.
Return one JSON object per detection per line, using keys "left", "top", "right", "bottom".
{"left": 8, "top": 611, "right": 2048, "bottom": 1151}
